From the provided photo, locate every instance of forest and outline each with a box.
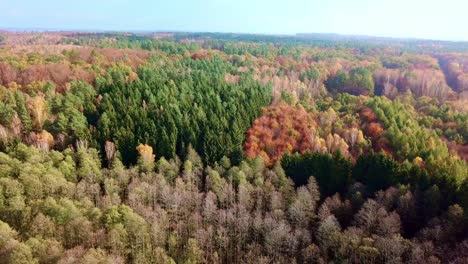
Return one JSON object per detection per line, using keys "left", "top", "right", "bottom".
{"left": 0, "top": 31, "right": 467, "bottom": 263}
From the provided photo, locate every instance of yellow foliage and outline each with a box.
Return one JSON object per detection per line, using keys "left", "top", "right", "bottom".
{"left": 136, "top": 144, "right": 155, "bottom": 163}
{"left": 27, "top": 96, "right": 48, "bottom": 129}
{"left": 32, "top": 130, "right": 54, "bottom": 150}
{"left": 24, "top": 81, "right": 47, "bottom": 94}
{"left": 7, "top": 82, "right": 21, "bottom": 90}
{"left": 413, "top": 156, "right": 425, "bottom": 167}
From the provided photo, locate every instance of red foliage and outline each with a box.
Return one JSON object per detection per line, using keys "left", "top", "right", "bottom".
{"left": 360, "top": 107, "right": 384, "bottom": 140}
{"left": 244, "top": 104, "right": 318, "bottom": 166}
{"left": 359, "top": 106, "right": 392, "bottom": 156}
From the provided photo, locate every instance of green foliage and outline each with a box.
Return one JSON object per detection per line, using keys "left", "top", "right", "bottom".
{"left": 367, "top": 97, "right": 468, "bottom": 184}
{"left": 325, "top": 71, "right": 349, "bottom": 94}
{"left": 95, "top": 57, "right": 271, "bottom": 165}
{"left": 47, "top": 82, "right": 93, "bottom": 142}
{"left": 352, "top": 152, "right": 401, "bottom": 193}
{"left": 282, "top": 152, "right": 352, "bottom": 197}
{"left": 0, "top": 32, "right": 467, "bottom": 264}
{"left": 300, "top": 67, "right": 320, "bottom": 81}
{"left": 325, "top": 67, "right": 375, "bottom": 96}
{"left": 0, "top": 101, "right": 15, "bottom": 126}
{"left": 349, "top": 67, "right": 375, "bottom": 95}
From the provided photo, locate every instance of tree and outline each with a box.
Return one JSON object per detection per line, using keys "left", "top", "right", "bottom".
{"left": 353, "top": 153, "right": 401, "bottom": 193}
{"left": 349, "top": 67, "right": 375, "bottom": 96}
{"left": 105, "top": 141, "right": 116, "bottom": 168}
{"left": 325, "top": 71, "right": 349, "bottom": 94}
{"left": 316, "top": 215, "right": 342, "bottom": 261}
{"left": 136, "top": 144, "right": 155, "bottom": 172}
{"left": 8, "top": 243, "right": 38, "bottom": 264}
{"left": 282, "top": 152, "right": 352, "bottom": 196}
{"left": 325, "top": 68, "right": 375, "bottom": 96}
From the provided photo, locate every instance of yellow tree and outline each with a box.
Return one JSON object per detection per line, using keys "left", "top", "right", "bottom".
{"left": 136, "top": 144, "right": 155, "bottom": 172}
{"left": 27, "top": 96, "right": 48, "bottom": 130}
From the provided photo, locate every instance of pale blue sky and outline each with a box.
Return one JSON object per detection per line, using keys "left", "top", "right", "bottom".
{"left": 1, "top": 0, "right": 467, "bottom": 41}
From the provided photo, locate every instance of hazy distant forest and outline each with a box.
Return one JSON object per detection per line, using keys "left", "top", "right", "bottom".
{"left": 0, "top": 31, "right": 467, "bottom": 264}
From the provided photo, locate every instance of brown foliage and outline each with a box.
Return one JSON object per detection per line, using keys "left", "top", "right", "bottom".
{"left": 359, "top": 107, "right": 377, "bottom": 123}
{"left": 224, "top": 73, "right": 240, "bottom": 84}
{"left": 99, "top": 48, "right": 149, "bottom": 69}
{"left": 443, "top": 137, "right": 468, "bottom": 161}
{"left": 191, "top": 50, "right": 211, "bottom": 60}
{"left": 438, "top": 54, "right": 468, "bottom": 93}
{"left": 374, "top": 68, "right": 401, "bottom": 97}
{"left": 105, "top": 141, "right": 116, "bottom": 167}
{"left": 0, "top": 125, "right": 8, "bottom": 143}
{"left": 26, "top": 130, "right": 55, "bottom": 151}
{"left": 15, "top": 63, "right": 76, "bottom": 91}
{"left": 0, "top": 62, "right": 17, "bottom": 86}
{"left": 406, "top": 69, "right": 454, "bottom": 101}
{"left": 0, "top": 46, "right": 149, "bottom": 91}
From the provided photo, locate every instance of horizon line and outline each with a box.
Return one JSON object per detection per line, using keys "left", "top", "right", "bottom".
{"left": 1, "top": 27, "right": 468, "bottom": 43}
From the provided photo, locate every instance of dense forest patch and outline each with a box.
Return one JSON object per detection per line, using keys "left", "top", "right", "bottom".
{"left": 0, "top": 32, "right": 466, "bottom": 263}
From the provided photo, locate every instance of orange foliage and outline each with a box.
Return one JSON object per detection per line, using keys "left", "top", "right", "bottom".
{"left": 244, "top": 104, "right": 361, "bottom": 165}
{"left": 325, "top": 133, "right": 350, "bottom": 156}
{"left": 136, "top": 144, "right": 155, "bottom": 164}
{"left": 365, "top": 122, "right": 384, "bottom": 139}
{"left": 244, "top": 104, "right": 320, "bottom": 166}
{"left": 359, "top": 107, "right": 391, "bottom": 155}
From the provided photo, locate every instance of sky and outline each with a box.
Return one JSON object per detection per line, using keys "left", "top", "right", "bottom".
{"left": 1, "top": 0, "right": 467, "bottom": 41}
